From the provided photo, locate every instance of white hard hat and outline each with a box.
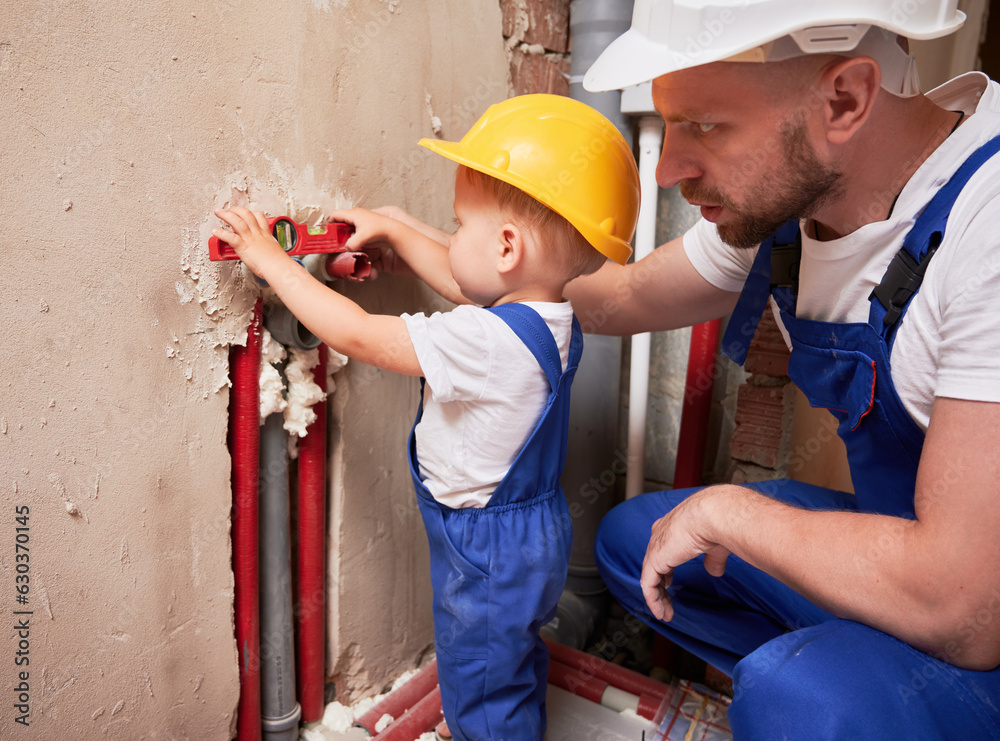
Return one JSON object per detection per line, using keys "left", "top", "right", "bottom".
{"left": 584, "top": 0, "right": 966, "bottom": 94}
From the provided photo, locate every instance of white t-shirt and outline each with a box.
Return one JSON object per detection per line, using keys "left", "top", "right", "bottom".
{"left": 401, "top": 301, "right": 575, "bottom": 509}
{"left": 684, "top": 72, "right": 1000, "bottom": 432}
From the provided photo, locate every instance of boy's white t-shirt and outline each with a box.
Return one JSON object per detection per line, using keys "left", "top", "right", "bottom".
{"left": 401, "top": 301, "right": 574, "bottom": 509}
{"left": 683, "top": 72, "right": 1000, "bottom": 432}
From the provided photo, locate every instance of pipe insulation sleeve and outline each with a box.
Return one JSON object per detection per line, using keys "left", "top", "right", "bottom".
{"left": 370, "top": 685, "right": 444, "bottom": 741}
{"left": 232, "top": 298, "right": 263, "bottom": 741}
{"left": 548, "top": 660, "right": 605, "bottom": 704}
{"left": 296, "top": 344, "right": 328, "bottom": 722}
{"left": 259, "top": 412, "right": 300, "bottom": 741}
{"left": 548, "top": 659, "right": 662, "bottom": 721}
{"left": 354, "top": 660, "right": 440, "bottom": 735}
{"left": 544, "top": 639, "right": 671, "bottom": 702}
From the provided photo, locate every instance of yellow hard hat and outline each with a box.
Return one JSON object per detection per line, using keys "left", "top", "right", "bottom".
{"left": 419, "top": 94, "right": 640, "bottom": 265}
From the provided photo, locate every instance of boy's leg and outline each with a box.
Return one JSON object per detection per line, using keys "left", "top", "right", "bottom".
{"left": 731, "top": 619, "right": 1000, "bottom": 739}
{"left": 433, "top": 502, "right": 568, "bottom": 741}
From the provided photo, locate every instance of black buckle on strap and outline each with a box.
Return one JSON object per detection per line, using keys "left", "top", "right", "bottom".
{"left": 770, "top": 231, "right": 802, "bottom": 293}
{"left": 869, "top": 236, "right": 941, "bottom": 326}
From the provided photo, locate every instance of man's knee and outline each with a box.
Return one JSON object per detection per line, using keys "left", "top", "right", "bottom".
{"left": 595, "top": 490, "right": 700, "bottom": 580}
{"left": 594, "top": 501, "right": 632, "bottom": 558}
{"left": 593, "top": 504, "right": 636, "bottom": 588}
{"left": 729, "top": 621, "right": 898, "bottom": 740}
{"left": 729, "top": 630, "right": 829, "bottom": 737}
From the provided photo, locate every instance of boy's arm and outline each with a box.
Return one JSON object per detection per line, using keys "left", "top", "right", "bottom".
{"left": 330, "top": 207, "right": 471, "bottom": 306}
{"left": 214, "top": 207, "right": 422, "bottom": 376}
{"left": 371, "top": 205, "right": 451, "bottom": 246}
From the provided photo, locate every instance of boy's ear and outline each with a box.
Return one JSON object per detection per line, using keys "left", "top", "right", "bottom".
{"left": 497, "top": 223, "right": 525, "bottom": 274}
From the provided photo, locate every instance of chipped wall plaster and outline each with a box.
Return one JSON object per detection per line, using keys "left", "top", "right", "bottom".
{"left": 1, "top": 0, "right": 509, "bottom": 735}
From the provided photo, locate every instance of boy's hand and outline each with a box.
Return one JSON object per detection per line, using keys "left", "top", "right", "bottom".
{"left": 213, "top": 207, "right": 287, "bottom": 278}
{"left": 328, "top": 207, "right": 402, "bottom": 279}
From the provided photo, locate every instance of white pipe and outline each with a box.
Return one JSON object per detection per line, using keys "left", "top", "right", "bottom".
{"left": 625, "top": 115, "right": 664, "bottom": 500}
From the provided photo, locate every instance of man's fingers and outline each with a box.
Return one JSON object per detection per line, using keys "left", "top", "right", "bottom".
{"left": 640, "top": 559, "right": 674, "bottom": 622}
{"left": 641, "top": 580, "right": 674, "bottom": 622}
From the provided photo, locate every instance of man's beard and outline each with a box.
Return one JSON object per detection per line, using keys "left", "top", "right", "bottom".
{"left": 680, "top": 120, "right": 843, "bottom": 250}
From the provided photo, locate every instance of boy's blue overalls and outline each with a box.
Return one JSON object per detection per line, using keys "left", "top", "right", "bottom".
{"left": 596, "top": 135, "right": 1000, "bottom": 739}
{"left": 409, "top": 303, "right": 583, "bottom": 741}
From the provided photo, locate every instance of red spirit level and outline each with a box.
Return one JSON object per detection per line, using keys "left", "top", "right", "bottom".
{"left": 209, "top": 216, "right": 354, "bottom": 261}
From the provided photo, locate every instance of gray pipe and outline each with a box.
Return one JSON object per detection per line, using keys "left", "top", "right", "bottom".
{"left": 259, "top": 412, "right": 301, "bottom": 740}
{"left": 569, "top": 0, "right": 635, "bottom": 147}
{"left": 265, "top": 302, "right": 322, "bottom": 351}
{"left": 554, "top": 0, "right": 636, "bottom": 649}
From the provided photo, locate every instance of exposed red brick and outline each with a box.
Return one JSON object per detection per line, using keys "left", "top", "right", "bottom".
{"left": 522, "top": 0, "right": 570, "bottom": 53}
{"left": 509, "top": 50, "right": 569, "bottom": 97}
{"left": 500, "top": 0, "right": 519, "bottom": 39}
{"left": 743, "top": 308, "right": 790, "bottom": 377}
{"left": 730, "top": 382, "right": 791, "bottom": 469}
{"left": 500, "top": 0, "right": 570, "bottom": 52}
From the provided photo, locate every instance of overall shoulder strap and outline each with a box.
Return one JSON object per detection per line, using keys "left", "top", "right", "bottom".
{"left": 869, "top": 133, "right": 1000, "bottom": 333}
{"left": 485, "top": 303, "right": 564, "bottom": 391}
{"left": 720, "top": 218, "right": 800, "bottom": 366}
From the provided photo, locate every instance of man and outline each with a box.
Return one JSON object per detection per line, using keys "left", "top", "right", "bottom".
{"left": 566, "top": 1, "right": 1000, "bottom": 737}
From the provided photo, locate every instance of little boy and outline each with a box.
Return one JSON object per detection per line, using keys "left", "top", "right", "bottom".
{"left": 214, "top": 94, "right": 639, "bottom": 741}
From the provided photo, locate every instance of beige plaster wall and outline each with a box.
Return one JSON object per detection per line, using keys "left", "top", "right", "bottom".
{"left": 1, "top": 1, "right": 507, "bottom": 736}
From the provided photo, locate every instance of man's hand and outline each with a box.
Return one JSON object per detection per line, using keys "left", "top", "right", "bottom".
{"left": 641, "top": 488, "right": 733, "bottom": 621}
{"left": 213, "top": 207, "right": 287, "bottom": 279}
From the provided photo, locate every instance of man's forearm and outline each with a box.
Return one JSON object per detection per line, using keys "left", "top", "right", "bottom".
{"left": 704, "top": 484, "right": 995, "bottom": 669}
{"left": 565, "top": 236, "right": 738, "bottom": 335}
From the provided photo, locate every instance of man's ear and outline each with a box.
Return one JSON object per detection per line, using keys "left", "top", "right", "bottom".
{"left": 818, "top": 56, "right": 880, "bottom": 145}
{"left": 497, "top": 223, "right": 525, "bottom": 274}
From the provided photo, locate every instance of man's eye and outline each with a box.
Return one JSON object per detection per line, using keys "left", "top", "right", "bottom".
{"left": 697, "top": 122, "right": 716, "bottom": 134}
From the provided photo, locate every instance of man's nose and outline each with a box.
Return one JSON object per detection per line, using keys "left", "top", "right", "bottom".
{"left": 656, "top": 129, "right": 702, "bottom": 189}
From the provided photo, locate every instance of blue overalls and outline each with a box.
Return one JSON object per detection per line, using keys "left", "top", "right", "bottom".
{"left": 595, "top": 135, "right": 1000, "bottom": 739}
{"left": 409, "top": 303, "right": 582, "bottom": 741}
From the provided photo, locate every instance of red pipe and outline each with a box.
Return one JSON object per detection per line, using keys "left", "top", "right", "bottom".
{"left": 371, "top": 685, "right": 443, "bottom": 741}
{"left": 544, "top": 639, "right": 670, "bottom": 702}
{"left": 547, "top": 660, "right": 662, "bottom": 721}
{"left": 232, "top": 299, "right": 263, "bottom": 741}
{"left": 296, "top": 344, "right": 328, "bottom": 722}
{"left": 548, "top": 660, "right": 606, "bottom": 704}
{"left": 324, "top": 252, "right": 372, "bottom": 281}
{"left": 354, "top": 659, "right": 439, "bottom": 735}
{"left": 673, "top": 319, "right": 722, "bottom": 489}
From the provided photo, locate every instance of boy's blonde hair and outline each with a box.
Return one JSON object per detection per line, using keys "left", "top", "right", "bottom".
{"left": 459, "top": 166, "right": 607, "bottom": 278}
